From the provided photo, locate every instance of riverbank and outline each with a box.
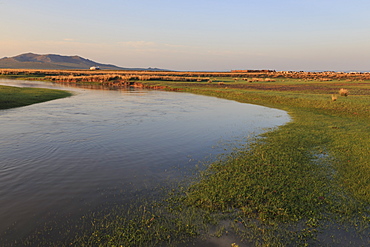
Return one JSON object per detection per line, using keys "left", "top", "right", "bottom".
{"left": 72, "top": 76, "right": 370, "bottom": 246}
{"left": 1, "top": 72, "right": 369, "bottom": 246}
{"left": 0, "top": 84, "right": 72, "bottom": 110}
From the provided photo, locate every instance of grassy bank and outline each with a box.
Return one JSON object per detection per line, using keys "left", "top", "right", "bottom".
{"left": 121, "top": 78, "right": 370, "bottom": 246}
{"left": 0, "top": 85, "right": 72, "bottom": 109}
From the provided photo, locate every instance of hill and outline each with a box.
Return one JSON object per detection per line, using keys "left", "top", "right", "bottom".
{"left": 0, "top": 53, "right": 162, "bottom": 71}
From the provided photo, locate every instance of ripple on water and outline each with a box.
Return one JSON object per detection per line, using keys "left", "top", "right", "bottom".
{"left": 0, "top": 79, "right": 290, "bottom": 244}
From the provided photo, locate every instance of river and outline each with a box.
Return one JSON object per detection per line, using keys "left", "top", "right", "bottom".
{"left": 0, "top": 79, "right": 290, "bottom": 245}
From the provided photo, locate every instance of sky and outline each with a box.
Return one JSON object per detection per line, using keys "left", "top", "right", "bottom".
{"left": 0, "top": 0, "right": 369, "bottom": 71}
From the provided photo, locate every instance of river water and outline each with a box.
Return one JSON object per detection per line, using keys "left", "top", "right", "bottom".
{"left": 0, "top": 79, "right": 290, "bottom": 245}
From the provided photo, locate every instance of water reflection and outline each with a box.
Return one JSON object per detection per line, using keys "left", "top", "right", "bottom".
{"left": 0, "top": 79, "right": 290, "bottom": 244}
{"left": 0, "top": 79, "right": 129, "bottom": 91}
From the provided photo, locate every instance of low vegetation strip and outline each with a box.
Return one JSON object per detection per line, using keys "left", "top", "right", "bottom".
{"left": 2, "top": 68, "right": 370, "bottom": 81}
{"left": 0, "top": 85, "right": 72, "bottom": 110}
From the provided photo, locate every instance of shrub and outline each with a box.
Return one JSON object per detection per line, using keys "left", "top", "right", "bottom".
{"left": 339, "top": 88, "right": 349, "bottom": 96}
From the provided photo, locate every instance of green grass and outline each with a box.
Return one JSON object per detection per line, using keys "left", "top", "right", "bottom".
{"left": 0, "top": 85, "right": 72, "bottom": 109}
{"left": 133, "top": 78, "right": 370, "bottom": 246}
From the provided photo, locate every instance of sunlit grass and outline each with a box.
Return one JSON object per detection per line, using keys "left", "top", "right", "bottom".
{"left": 135, "top": 78, "right": 370, "bottom": 246}
{"left": 0, "top": 85, "right": 72, "bottom": 110}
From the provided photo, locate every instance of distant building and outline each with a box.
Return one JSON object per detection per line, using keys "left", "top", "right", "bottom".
{"left": 90, "top": 66, "right": 100, "bottom": 70}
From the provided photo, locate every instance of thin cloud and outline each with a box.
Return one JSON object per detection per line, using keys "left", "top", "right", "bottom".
{"left": 118, "top": 41, "right": 189, "bottom": 49}
{"left": 118, "top": 41, "right": 156, "bottom": 48}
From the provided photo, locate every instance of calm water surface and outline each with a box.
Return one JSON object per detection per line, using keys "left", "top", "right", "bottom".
{"left": 0, "top": 79, "right": 290, "bottom": 244}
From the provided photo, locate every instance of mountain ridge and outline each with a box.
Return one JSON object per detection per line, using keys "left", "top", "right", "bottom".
{"left": 0, "top": 53, "right": 163, "bottom": 71}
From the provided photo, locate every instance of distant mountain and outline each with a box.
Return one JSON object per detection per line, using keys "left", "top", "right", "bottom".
{"left": 0, "top": 53, "right": 165, "bottom": 71}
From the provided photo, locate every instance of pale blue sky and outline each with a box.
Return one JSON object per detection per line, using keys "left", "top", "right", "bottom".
{"left": 1, "top": 0, "right": 369, "bottom": 71}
